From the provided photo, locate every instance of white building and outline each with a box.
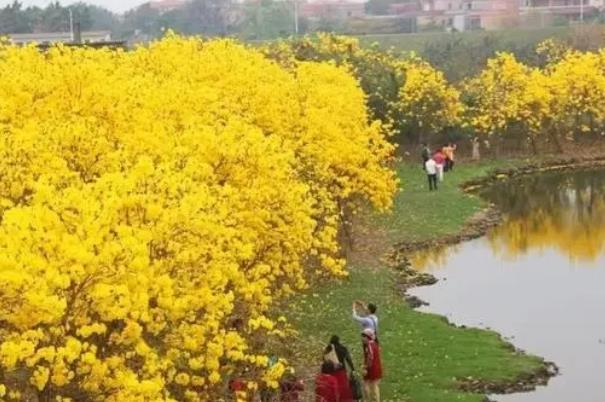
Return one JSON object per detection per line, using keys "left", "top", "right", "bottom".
{"left": 8, "top": 31, "right": 112, "bottom": 46}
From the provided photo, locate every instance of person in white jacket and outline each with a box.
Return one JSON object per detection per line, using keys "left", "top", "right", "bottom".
{"left": 352, "top": 300, "right": 379, "bottom": 340}
{"left": 425, "top": 157, "right": 438, "bottom": 191}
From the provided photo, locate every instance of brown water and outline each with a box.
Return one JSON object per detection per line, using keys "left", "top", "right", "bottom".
{"left": 408, "top": 169, "right": 605, "bottom": 402}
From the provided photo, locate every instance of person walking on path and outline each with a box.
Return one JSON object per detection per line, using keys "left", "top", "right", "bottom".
{"left": 315, "top": 362, "right": 340, "bottom": 402}
{"left": 361, "top": 328, "right": 383, "bottom": 402}
{"left": 421, "top": 143, "right": 431, "bottom": 171}
{"left": 432, "top": 149, "right": 446, "bottom": 182}
{"left": 442, "top": 144, "right": 451, "bottom": 172}
{"left": 425, "top": 157, "right": 438, "bottom": 191}
{"left": 352, "top": 301, "right": 379, "bottom": 341}
{"left": 324, "top": 335, "right": 355, "bottom": 402}
{"left": 444, "top": 143, "right": 457, "bottom": 171}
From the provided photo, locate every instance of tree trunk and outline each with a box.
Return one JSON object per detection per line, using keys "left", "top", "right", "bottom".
{"left": 549, "top": 130, "right": 564, "bottom": 154}
{"left": 529, "top": 135, "right": 538, "bottom": 155}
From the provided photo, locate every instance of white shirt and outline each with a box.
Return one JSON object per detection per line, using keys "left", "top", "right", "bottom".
{"left": 425, "top": 159, "right": 437, "bottom": 175}
{"left": 353, "top": 310, "right": 379, "bottom": 334}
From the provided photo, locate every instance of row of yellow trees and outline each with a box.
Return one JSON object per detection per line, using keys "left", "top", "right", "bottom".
{"left": 268, "top": 35, "right": 605, "bottom": 150}
{"left": 464, "top": 42, "right": 605, "bottom": 151}
{"left": 0, "top": 35, "right": 397, "bottom": 401}
{"left": 1, "top": 32, "right": 602, "bottom": 401}
{"left": 264, "top": 34, "right": 461, "bottom": 144}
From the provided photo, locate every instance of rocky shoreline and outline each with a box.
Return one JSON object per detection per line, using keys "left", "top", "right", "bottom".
{"left": 462, "top": 155, "right": 605, "bottom": 192}
{"left": 459, "top": 359, "right": 559, "bottom": 401}
{"left": 380, "top": 157, "right": 605, "bottom": 399}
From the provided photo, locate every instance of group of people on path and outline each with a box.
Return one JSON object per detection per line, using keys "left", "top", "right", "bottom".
{"left": 228, "top": 305, "right": 382, "bottom": 402}
{"left": 422, "top": 143, "right": 457, "bottom": 191}
{"left": 315, "top": 301, "right": 382, "bottom": 402}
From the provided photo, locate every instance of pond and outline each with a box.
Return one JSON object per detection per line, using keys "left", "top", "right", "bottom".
{"left": 408, "top": 168, "right": 605, "bottom": 402}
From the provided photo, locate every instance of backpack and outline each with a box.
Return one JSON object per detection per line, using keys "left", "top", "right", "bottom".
{"left": 323, "top": 344, "right": 341, "bottom": 369}
{"left": 349, "top": 372, "right": 363, "bottom": 400}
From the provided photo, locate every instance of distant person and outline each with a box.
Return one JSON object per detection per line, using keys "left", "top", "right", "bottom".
{"left": 445, "top": 143, "right": 457, "bottom": 171}
{"left": 425, "top": 157, "right": 438, "bottom": 191}
{"left": 315, "top": 362, "right": 340, "bottom": 402}
{"left": 432, "top": 150, "right": 446, "bottom": 181}
{"left": 442, "top": 144, "right": 452, "bottom": 172}
{"left": 352, "top": 301, "right": 379, "bottom": 342}
{"left": 324, "top": 335, "right": 355, "bottom": 402}
{"left": 472, "top": 137, "right": 481, "bottom": 161}
{"left": 452, "top": 143, "right": 457, "bottom": 169}
{"left": 421, "top": 143, "right": 431, "bottom": 170}
{"left": 230, "top": 378, "right": 252, "bottom": 402}
{"left": 280, "top": 374, "right": 304, "bottom": 402}
{"left": 361, "top": 328, "right": 383, "bottom": 402}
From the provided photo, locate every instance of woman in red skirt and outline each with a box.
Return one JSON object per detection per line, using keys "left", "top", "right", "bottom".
{"left": 324, "top": 335, "right": 354, "bottom": 402}
{"left": 362, "top": 328, "right": 382, "bottom": 402}
{"left": 315, "top": 362, "right": 340, "bottom": 402}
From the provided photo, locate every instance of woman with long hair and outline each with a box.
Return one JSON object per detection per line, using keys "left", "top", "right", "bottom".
{"left": 324, "top": 335, "right": 355, "bottom": 402}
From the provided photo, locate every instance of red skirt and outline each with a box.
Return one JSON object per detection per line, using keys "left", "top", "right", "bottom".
{"left": 333, "top": 368, "right": 353, "bottom": 402}
{"left": 364, "top": 342, "right": 383, "bottom": 381}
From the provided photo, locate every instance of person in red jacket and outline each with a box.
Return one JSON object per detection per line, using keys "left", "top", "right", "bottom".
{"left": 362, "top": 328, "right": 383, "bottom": 402}
{"left": 432, "top": 149, "right": 446, "bottom": 182}
{"left": 315, "top": 362, "right": 340, "bottom": 402}
{"left": 324, "top": 335, "right": 355, "bottom": 402}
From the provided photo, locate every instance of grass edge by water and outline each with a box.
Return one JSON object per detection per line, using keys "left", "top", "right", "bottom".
{"left": 285, "top": 158, "right": 551, "bottom": 402}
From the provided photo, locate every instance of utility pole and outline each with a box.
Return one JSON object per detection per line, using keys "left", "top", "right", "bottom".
{"left": 69, "top": 9, "right": 74, "bottom": 41}
{"left": 294, "top": 0, "right": 299, "bottom": 35}
{"left": 580, "top": 0, "right": 584, "bottom": 23}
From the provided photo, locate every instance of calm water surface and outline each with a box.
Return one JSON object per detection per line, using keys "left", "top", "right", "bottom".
{"left": 408, "top": 169, "right": 605, "bottom": 402}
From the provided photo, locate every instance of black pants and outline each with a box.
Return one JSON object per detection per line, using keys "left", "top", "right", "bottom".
{"left": 449, "top": 160, "right": 455, "bottom": 171}
{"left": 428, "top": 174, "right": 437, "bottom": 191}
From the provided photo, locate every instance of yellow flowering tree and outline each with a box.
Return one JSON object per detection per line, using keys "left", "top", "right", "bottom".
{"left": 463, "top": 52, "right": 532, "bottom": 139}
{"left": 546, "top": 51, "right": 605, "bottom": 142}
{"left": 463, "top": 48, "right": 605, "bottom": 152}
{"left": 265, "top": 33, "right": 464, "bottom": 145}
{"left": 0, "top": 35, "right": 396, "bottom": 401}
{"left": 264, "top": 34, "right": 405, "bottom": 139}
{"left": 395, "top": 58, "right": 463, "bottom": 144}
{"left": 462, "top": 52, "right": 553, "bottom": 152}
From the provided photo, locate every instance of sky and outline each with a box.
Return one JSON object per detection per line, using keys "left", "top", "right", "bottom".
{"left": 12, "top": 0, "right": 148, "bottom": 13}
{"left": 12, "top": 0, "right": 368, "bottom": 14}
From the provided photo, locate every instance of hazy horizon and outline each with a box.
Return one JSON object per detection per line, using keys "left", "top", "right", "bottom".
{"left": 12, "top": 0, "right": 369, "bottom": 14}
{"left": 15, "top": 0, "right": 149, "bottom": 13}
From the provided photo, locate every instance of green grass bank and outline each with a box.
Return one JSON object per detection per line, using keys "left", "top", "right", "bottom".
{"left": 288, "top": 160, "right": 547, "bottom": 402}
{"left": 356, "top": 27, "right": 571, "bottom": 53}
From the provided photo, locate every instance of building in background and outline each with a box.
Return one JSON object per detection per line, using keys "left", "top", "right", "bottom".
{"left": 460, "top": 0, "right": 520, "bottom": 30}
{"left": 148, "top": 0, "right": 188, "bottom": 13}
{"left": 301, "top": 0, "right": 367, "bottom": 20}
{"left": 8, "top": 31, "right": 113, "bottom": 45}
{"left": 519, "top": 0, "right": 598, "bottom": 26}
{"left": 388, "top": 0, "right": 520, "bottom": 31}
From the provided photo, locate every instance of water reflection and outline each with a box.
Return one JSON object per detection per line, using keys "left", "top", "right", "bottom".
{"left": 481, "top": 169, "right": 605, "bottom": 262}
{"left": 410, "top": 246, "right": 455, "bottom": 271}
{"left": 408, "top": 168, "right": 605, "bottom": 402}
